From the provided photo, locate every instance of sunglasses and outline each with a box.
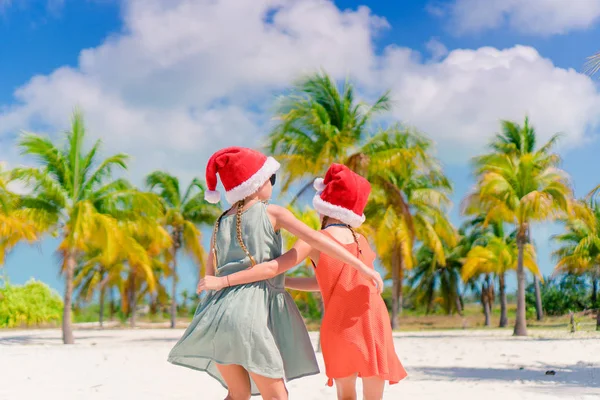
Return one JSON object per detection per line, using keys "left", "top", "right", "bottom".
{"left": 269, "top": 174, "right": 277, "bottom": 186}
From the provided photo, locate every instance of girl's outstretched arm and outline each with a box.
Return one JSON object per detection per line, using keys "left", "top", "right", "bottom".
{"left": 270, "top": 205, "right": 383, "bottom": 292}
{"left": 285, "top": 277, "right": 320, "bottom": 292}
{"left": 197, "top": 239, "right": 313, "bottom": 293}
{"left": 197, "top": 205, "right": 383, "bottom": 293}
{"left": 205, "top": 235, "right": 216, "bottom": 277}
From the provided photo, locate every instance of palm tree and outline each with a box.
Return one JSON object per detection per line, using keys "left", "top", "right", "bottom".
{"left": 365, "top": 130, "right": 457, "bottom": 328}
{"left": 122, "top": 216, "right": 171, "bottom": 327}
{"left": 268, "top": 71, "right": 452, "bottom": 328}
{"left": 409, "top": 241, "right": 463, "bottom": 316}
{"left": 146, "top": 172, "right": 219, "bottom": 328}
{"left": 465, "top": 118, "right": 572, "bottom": 336}
{"left": 552, "top": 199, "right": 600, "bottom": 330}
{"left": 266, "top": 71, "right": 391, "bottom": 202}
{"left": 0, "top": 165, "right": 49, "bottom": 265}
{"left": 463, "top": 230, "right": 540, "bottom": 327}
{"left": 584, "top": 52, "right": 600, "bottom": 76}
{"left": 74, "top": 212, "right": 171, "bottom": 327}
{"left": 487, "top": 118, "right": 551, "bottom": 321}
{"left": 14, "top": 110, "right": 161, "bottom": 344}
{"left": 180, "top": 289, "right": 191, "bottom": 315}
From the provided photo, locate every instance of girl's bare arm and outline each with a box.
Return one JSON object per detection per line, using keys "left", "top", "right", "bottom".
{"left": 285, "top": 277, "right": 320, "bottom": 292}
{"left": 270, "top": 205, "right": 382, "bottom": 292}
{"left": 197, "top": 205, "right": 383, "bottom": 293}
{"left": 197, "top": 239, "right": 313, "bottom": 293}
{"left": 204, "top": 235, "right": 216, "bottom": 277}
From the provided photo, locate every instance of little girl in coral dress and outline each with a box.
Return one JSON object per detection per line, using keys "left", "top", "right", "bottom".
{"left": 198, "top": 163, "right": 407, "bottom": 400}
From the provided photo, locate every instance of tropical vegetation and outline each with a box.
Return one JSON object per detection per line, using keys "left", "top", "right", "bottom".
{"left": 2, "top": 72, "right": 599, "bottom": 341}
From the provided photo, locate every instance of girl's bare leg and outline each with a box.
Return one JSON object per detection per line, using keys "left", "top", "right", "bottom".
{"left": 248, "top": 371, "right": 288, "bottom": 400}
{"left": 215, "top": 363, "right": 252, "bottom": 400}
{"left": 334, "top": 374, "right": 358, "bottom": 400}
{"left": 362, "top": 376, "right": 385, "bottom": 400}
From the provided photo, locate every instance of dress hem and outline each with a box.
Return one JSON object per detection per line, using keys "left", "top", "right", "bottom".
{"left": 167, "top": 356, "right": 320, "bottom": 396}
{"left": 325, "top": 371, "right": 408, "bottom": 387}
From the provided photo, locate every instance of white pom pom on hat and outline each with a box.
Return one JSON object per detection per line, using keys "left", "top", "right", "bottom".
{"left": 313, "top": 178, "right": 326, "bottom": 192}
{"left": 204, "top": 190, "right": 221, "bottom": 204}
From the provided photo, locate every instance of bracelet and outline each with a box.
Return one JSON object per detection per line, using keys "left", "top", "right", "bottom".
{"left": 226, "top": 276, "right": 230, "bottom": 287}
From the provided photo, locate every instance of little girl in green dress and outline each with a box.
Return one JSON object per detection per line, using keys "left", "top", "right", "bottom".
{"left": 168, "top": 147, "right": 383, "bottom": 400}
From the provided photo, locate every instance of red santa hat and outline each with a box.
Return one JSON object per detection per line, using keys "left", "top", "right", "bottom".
{"left": 312, "top": 163, "right": 371, "bottom": 228}
{"left": 204, "top": 147, "right": 280, "bottom": 204}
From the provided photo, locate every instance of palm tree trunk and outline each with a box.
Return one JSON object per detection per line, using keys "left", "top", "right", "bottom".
{"left": 128, "top": 273, "right": 136, "bottom": 328}
{"left": 482, "top": 277, "right": 491, "bottom": 327}
{"left": 514, "top": 231, "right": 528, "bottom": 336}
{"left": 455, "top": 294, "right": 463, "bottom": 316}
{"left": 150, "top": 294, "right": 158, "bottom": 316}
{"left": 398, "top": 258, "right": 404, "bottom": 317}
{"left": 527, "top": 228, "right": 543, "bottom": 321}
{"left": 592, "top": 277, "right": 598, "bottom": 307}
{"left": 108, "top": 288, "right": 115, "bottom": 321}
{"left": 170, "top": 229, "right": 183, "bottom": 329}
{"left": 170, "top": 241, "right": 179, "bottom": 329}
{"left": 99, "top": 285, "right": 105, "bottom": 329}
{"left": 483, "top": 296, "right": 491, "bottom": 327}
{"left": 499, "top": 273, "right": 508, "bottom": 328}
{"left": 62, "top": 251, "right": 76, "bottom": 344}
{"left": 391, "top": 252, "right": 399, "bottom": 330}
{"left": 596, "top": 308, "right": 600, "bottom": 331}
{"left": 533, "top": 275, "right": 543, "bottom": 321}
{"left": 426, "top": 298, "right": 433, "bottom": 315}
{"left": 390, "top": 243, "right": 404, "bottom": 329}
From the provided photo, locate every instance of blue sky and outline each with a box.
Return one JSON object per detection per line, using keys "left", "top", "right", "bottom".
{"left": 2, "top": 0, "right": 600, "bottom": 297}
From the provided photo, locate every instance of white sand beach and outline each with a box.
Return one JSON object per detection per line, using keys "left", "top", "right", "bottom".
{"left": 1, "top": 328, "right": 599, "bottom": 400}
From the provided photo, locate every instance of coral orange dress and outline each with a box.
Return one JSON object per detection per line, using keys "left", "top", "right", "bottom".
{"left": 314, "top": 230, "right": 407, "bottom": 386}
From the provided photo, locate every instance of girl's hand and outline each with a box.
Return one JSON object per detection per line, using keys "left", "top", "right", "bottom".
{"left": 364, "top": 269, "right": 384, "bottom": 294}
{"left": 197, "top": 275, "right": 227, "bottom": 294}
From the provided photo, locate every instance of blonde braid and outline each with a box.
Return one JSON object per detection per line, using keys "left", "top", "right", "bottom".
{"left": 236, "top": 199, "right": 257, "bottom": 267}
{"left": 211, "top": 208, "right": 231, "bottom": 273}
{"left": 347, "top": 225, "right": 362, "bottom": 257}
{"left": 321, "top": 216, "right": 362, "bottom": 257}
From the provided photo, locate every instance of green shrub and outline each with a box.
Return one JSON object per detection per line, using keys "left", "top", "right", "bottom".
{"left": 73, "top": 303, "right": 100, "bottom": 323}
{"left": 291, "top": 292, "right": 322, "bottom": 323}
{"left": 526, "top": 275, "right": 590, "bottom": 316}
{"left": 526, "top": 306, "right": 536, "bottom": 320}
{"left": 0, "top": 279, "right": 63, "bottom": 328}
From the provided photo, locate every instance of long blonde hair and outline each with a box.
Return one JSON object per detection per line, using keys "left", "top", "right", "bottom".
{"left": 211, "top": 199, "right": 257, "bottom": 271}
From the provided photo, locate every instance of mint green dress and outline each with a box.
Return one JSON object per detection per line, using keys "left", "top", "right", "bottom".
{"left": 167, "top": 201, "right": 319, "bottom": 395}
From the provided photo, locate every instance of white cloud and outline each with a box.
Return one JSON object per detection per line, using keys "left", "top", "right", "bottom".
{"left": 437, "top": 0, "right": 600, "bottom": 36}
{"left": 425, "top": 37, "right": 448, "bottom": 61}
{"left": 0, "top": 0, "right": 385, "bottom": 184}
{"left": 375, "top": 45, "right": 600, "bottom": 161}
{"left": 1, "top": 0, "right": 600, "bottom": 185}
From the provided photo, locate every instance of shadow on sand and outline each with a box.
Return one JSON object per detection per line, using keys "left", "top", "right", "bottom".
{"left": 413, "top": 364, "right": 600, "bottom": 388}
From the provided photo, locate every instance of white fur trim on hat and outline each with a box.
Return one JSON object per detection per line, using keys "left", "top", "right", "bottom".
{"left": 204, "top": 190, "right": 221, "bottom": 204}
{"left": 313, "top": 178, "right": 326, "bottom": 192}
{"left": 313, "top": 195, "right": 366, "bottom": 228}
{"left": 225, "top": 156, "right": 280, "bottom": 204}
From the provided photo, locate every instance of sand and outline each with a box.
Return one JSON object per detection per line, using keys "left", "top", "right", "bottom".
{"left": 1, "top": 327, "right": 599, "bottom": 400}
